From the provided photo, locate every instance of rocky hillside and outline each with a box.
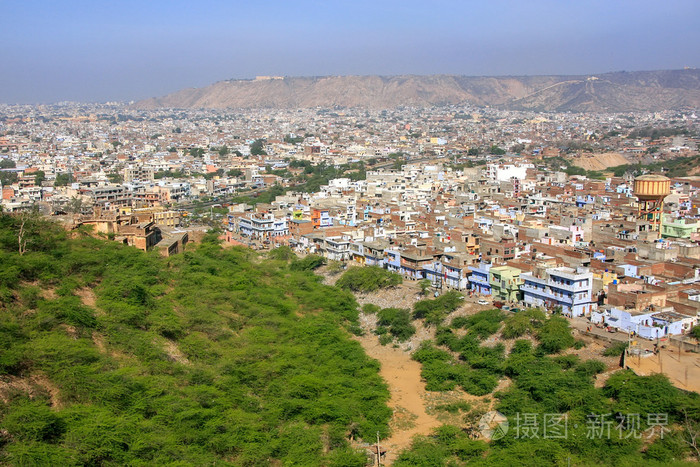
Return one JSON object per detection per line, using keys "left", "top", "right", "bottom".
{"left": 133, "top": 69, "right": 700, "bottom": 112}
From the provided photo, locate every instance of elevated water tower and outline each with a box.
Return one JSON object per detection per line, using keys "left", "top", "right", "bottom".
{"left": 633, "top": 174, "right": 671, "bottom": 239}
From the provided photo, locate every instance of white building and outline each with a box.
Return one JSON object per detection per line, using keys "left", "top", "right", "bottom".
{"left": 591, "top": 307, "right": 695, "bottom": 339}
{"left": 485, "top": 163, "right": 533, "bottom": 182}
{"left": 521, "top": 266, "right": 595, "bottom": 317}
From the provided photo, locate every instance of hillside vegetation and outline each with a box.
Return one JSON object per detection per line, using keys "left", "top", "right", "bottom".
{"left": 394, "top": 304, "right": 700, "bottom": 465}
{"left": 0, "top": 214, "right": 390, "bottom": 465}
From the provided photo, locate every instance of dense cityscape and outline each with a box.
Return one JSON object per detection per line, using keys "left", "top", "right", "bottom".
{"left": 2, "top": 101, "right": 700, "bottom": 461}
{"left": 3, "top": 1, "right": 700, "bottom": 464}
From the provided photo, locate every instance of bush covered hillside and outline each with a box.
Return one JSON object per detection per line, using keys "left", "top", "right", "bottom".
{"left": 0, "top": 214, "right": 390, "bottom": 465}
{"left": 397, "top": 306, "right": 700, "bottom": 465}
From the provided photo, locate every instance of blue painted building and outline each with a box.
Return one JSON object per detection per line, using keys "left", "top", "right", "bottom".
{"left": 521, "top": 266, "right": 595, "bottom": 317}
{"left": 468, "top": 262, "right": 492, "bottom": 295}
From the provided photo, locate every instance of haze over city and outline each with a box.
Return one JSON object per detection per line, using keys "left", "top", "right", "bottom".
{"left": 2, "top": 0, "right": 699, "bottom": 104}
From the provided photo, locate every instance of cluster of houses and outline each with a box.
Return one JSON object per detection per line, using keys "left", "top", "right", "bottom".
{"left": 223, "top": 163, "right": 700, "bottom": 340}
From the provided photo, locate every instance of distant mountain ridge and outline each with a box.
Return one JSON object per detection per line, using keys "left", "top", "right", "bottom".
{"left": 133, "top": 69, "right": 700, "bottom": 112}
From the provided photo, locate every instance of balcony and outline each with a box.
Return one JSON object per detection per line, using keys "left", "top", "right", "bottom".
{"left": 470, "top": 275, "right": 489, "bottom": 286}
{"left": 522, "top": 274, "right": 586, "bottom": 292}
{"left": 521, "top": 283, "right": 573, "bottom": 304}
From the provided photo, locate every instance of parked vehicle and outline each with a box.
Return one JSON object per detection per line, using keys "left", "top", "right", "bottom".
{"left": 478, "top": 299, "right": 489, "bottom": 305}
{"left": 502, "top": 305, "right": 511, "bottom": 312}
{"left": 510, "top": 307, "right": 521, "bottom": 313}
{"left": 493, "top": 301, "right": 504, "bottom": 309}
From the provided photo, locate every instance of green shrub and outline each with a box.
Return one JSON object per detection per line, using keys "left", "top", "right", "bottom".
{"left": 290, "top": 254, "right": 326, "bottom": 271}
{"left": 336, "top": 266, "right": 402, "bottom": 292}
{"left": 501, "top": 308, "right": 545, "bottom": 339}
{"left": 377, "top": 307, "right": 415, "bottom": 342}
{"left": 434, "top": 401, "right": 471, "bottom": 413}
{"left": 268, "top": 246, "right": 296, "bottom": 261}
{"left": 537, "top": 316, "right": 575, "bottom": 353}
{"left": 0, "top": 213, "right": 393, "bottom": 464}
{"left": 379, "top": 334, "right": 393, "bottom": 346}
{"left": 603, "top": 341, "right": 629, "bottom": 356}
{"left": 451, "top": 308, "right": 504, "bottom": 339}
{"left": 414, "top": 291, "right": 463, "bottom": 325}
{"left": 3, "top": 399, "right": 65, "bottom": 442}
{"left": 576, "top": 359, "right": 607, "bottom": 376}
{"left": 691, "top": 326, "right": 700, "bottom": 340}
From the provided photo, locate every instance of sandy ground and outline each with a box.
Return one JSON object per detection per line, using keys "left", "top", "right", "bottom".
{"left": 355, "top": 332, "right": 442, "bottom": 464}
{"left": 349, "top": 281, "right": 497, "bottom": 464}
{"left": 625, "top": 349, "right": 700, "bottom": 393}
{"left": 568, "top": 152, "right": 630, "bottom": 171}
{"left": 0, "top": 374, "right": 62, "bottom": 409}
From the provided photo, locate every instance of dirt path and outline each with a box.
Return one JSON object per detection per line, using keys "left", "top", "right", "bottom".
{"left": 355, "top": 333, "right": 441, "bottom": 465}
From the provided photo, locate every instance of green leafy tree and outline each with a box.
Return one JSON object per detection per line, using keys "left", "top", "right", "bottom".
{"left": 250, "top": 139, "right": 267, "bottom": 156}
{"left": 691, "top": 326, "right": 700, "bottom": 340}
{"left": 489, "top": 145, "right": 506, "bottom": 155}
{"left": 33, "top": 170, "right": 46, "bottom": 185}
{"left": 418, "top": 279, "right": 432, "bottom": 296}
{"left": 54, "top": 173, "right": 74, "bottom": 187}
{"left": 188, "top": 147, "right": 205, "bottom": 158}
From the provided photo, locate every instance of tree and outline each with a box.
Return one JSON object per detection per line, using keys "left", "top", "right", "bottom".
{"left": 691, "top": 326, "right": 700, "bottom": 340}
{"left": 489, "top": 145, "right": 506, "bottom": 155}
{"left": 54, "top": 173, "right": 74, "bottom": 187}
{"left": 34, "top": 171, "right": 46, "bottom": 186}
{"left": 250, "top": 139, "right": 267, "bottom": 156}
{"left": 17, "top": 213, "right": 29, "bottom": 255}
{"left": 537, "top": 316, "right": 575, "bottom": 353}
{"left": 188, "top": 147, "right": 205, "bottom": 158}
{"left": 284, "top": 135, "right": 304, "bottom": 144}
{"left": 0, "top": 159, "right": 16, "bottom": 169}
{"left": 218, "top": 145, "right": 230, "bottom": 157}
{"left": 67, "top": 196, "right": 83, "bottom": 215}
{"left": 0, "top": 171, "right": 18, "bottom": 186}
{"left": 418, "top": 279, "right": 432, "bottom": 296}
{"left": 227, "top": 169, "right": 243, "bottom": 178}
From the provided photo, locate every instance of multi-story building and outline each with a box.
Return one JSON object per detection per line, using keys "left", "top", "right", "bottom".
{"left": 86, "top": 185, "right": 130, "bottom": 209}
{"left": 324, "top": 236, "right": 351, "bottom": 261}
{"left": 662, "top": 216, "right": 700, "bottom": 239}
{"left": 124, "top": 166, "right": 155, "bottom": 183}
{"left": 398, "top": 250, "right": 432, "bottom": 280}
{"left": 233, "top": 212, "right": 288, "bottom": 239}
{"left": 489, "top": 265, "right": 522, "bottom": 302}
{"left": 521, "top": 266, "right": 595, "bottom": 317}
{"left": 468, "top": 262, "right": 492, "bottom": 295}
{"left": 363, "top": 241, "right": 388, "bottom": 267}
{"left": 311, "top": 208, "right": 332, "bottom": 228}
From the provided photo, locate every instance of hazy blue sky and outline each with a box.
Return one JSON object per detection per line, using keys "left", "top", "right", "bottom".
{"left": 1, "top": 0, "right": 698, "bottom": 103}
